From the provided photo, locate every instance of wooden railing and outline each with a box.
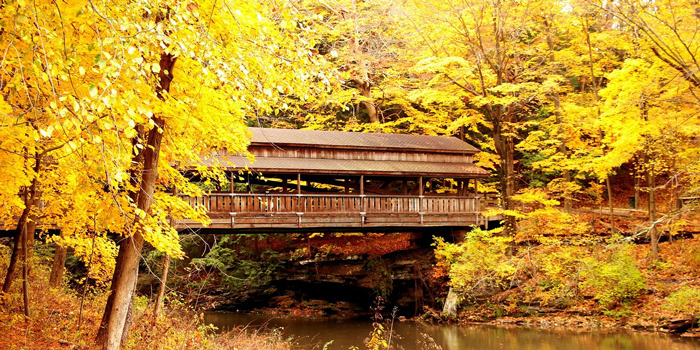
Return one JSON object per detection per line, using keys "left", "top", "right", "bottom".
{"left": 180, "top": 193, "right": 480, "bottom": 215}
{"left": 176, "top": 193, "right": 483, "bottom": 230}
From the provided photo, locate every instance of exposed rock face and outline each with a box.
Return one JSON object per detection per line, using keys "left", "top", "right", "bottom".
{"left": 212, "top": 245, "right": 445, "bottom": 317}
{"left": 443, "top": 288, "right": 459, "bottom": 318}
{"left": 187, "top": 232, "right": 458, "bottom": 317}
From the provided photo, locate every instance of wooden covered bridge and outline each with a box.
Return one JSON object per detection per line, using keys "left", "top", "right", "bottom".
{"left": 176, "top": 128, "right": 491, "bottom": 233}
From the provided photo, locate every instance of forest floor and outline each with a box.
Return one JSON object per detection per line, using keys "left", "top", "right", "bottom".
{"left": 0, "top": 263, "right": 293, "bottom": 350}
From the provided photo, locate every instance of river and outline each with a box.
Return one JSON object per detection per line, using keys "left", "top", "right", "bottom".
{"left": 203, "top": 312, "right": 700, "bottom": 350}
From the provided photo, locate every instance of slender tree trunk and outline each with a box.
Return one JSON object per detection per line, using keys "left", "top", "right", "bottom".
{"left": 504, "top": 134, "right": 516, "bottom": 237}
{"left": 3, "top": 155, "right": 40, "bottom": 294}
{"left": 606, "top": 176, "right": 615, "bottom": 234}
{"left": 547, "top": 21, "right": 571, "bottom": 213}
{"left": 153, "top": 254, "right": 171, "bottom": 320}
{"left": 647, "top": 170, "right": 659, "bottom": 261}
{"left": 2, "top": 227, "right": 24, "bottom": 294}
{"left": 22, "top": 219, "right": 29, "bottom": 318}
{"left": 555, "top": 95, "right": 572, "bottom": 213}
{"left": 49, "top": 244, "right": 68, "bottom": 287}
{"left": 97, "top": 49, "right": 176, "bottom": 350}
{"left": 634, "top": 171, "right": 641, "bottom": 210}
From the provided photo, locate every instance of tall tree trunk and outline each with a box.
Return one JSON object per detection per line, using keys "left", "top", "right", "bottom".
{"left": 21, "top": 219, "right": 30, "bottom": 318}
{"left": 120, "top": 279, "right": 137, "bottom": 346}
{"left": 647, "top": 170, "right": 659, "bottom": 261}
{"left": 2, "top": 226, "right": 24, "bottom": 295}
{"left": 547, "top": 21, "right": 571, "bottom": 213}
{"left": 504, "top": 134, "right": 516, "bottom": 238}
{"left": 554, "top": 95, "right": 571, "bottom": 213}
{"left": 492, "top": 112, "right": 516, "bottom": 242}
{"left": 97, "top": 50, "right": 176, "bottom": 350}
{"left": 606, "top": 176, "right": 615, "bottom": 234}
{"left": 153, "top": 254, "right": 171, "bottom": 320}
{"left": 634, "top": 171, "right": 641, "bottom": 210}
{"left": 3, "top": 155, "right": 40, "bottom": 295}
{"left": 359, "top": 82, "right": 378, "bottom": 123}
{"left": 49, "top": 241, "right": 68, "bottom": 288}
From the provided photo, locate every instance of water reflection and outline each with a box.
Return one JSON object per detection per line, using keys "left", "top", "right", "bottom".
{"left": 203, "top": 312, "right": 700, "bottom": 350}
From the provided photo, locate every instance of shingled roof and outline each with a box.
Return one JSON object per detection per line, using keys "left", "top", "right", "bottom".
{"left": 249, "top": 127, "right": 480, "bottom": 154}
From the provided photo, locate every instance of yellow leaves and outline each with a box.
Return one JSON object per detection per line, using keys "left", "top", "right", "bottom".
{"left": 0, "top": 100, "right": 12, "bottom": 116}
{"left": 512, "top": 188, "right": 560, "bottom": 207}
{"left": 51, "top": 234, "right": 118, "bottom": 284}
{"left": 38, "top": 125, "right": 54, "bottom": 138}
{"left": 89, "top": 84, "right": 98, "bottom": 97}
{"left": 0, "top": 0, "right": 332, "bottom": 261}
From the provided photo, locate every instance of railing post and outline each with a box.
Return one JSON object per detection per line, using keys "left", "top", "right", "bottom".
{"left": 296, "top": 173, "right": 302, "bottom": 213}
{"left": 360, "top": 175, "right": 366, "bottom": 226}
{"left": 418, "top": 176, "right": 425, "bottom": 225}
{"left": 360, "top": 175, "right": 364, "bottom": 195}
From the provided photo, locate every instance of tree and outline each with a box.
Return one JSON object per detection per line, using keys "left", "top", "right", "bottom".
{"left": 405, "top": 0, "right": 568, "bottom": 237}
{"left": 2, "top": 1, "right": 332, "bottom": 348}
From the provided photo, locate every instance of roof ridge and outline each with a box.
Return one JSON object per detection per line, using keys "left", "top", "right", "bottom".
{"left": 249, "top": 127, "right": 479, "bottom": 153}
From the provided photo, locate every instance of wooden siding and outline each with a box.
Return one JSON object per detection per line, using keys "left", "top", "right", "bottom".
{"left": 248, "top": 146, "right": 474, "bottom": 164}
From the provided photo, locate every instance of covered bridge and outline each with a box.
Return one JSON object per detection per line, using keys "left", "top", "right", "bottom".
{"left": 177, "top": 128, "right": 490, "bottom": 233}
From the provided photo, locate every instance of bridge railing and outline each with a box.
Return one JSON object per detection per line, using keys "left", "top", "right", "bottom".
{"left": 179, "top": 193, "right": 480, "bottom": 216}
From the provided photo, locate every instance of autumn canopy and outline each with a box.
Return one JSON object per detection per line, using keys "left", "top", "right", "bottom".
{"left": 1, "top": 0, "right": 700, "bottom": 349}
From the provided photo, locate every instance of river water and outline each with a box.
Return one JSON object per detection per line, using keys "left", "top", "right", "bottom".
{"left": 203, "top": 312, "right": 700, "bottom": 350}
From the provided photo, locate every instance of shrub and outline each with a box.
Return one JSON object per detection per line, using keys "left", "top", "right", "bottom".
{"left": 434, "top": 228, "right": 517, "bottom": 298}
{"left": 664, "top": 286, "right": 700, "bottom": 315}
{"left": 529, "top": 246, "right": 586, "bottom": 307}
{"left": 579, "top": 243, "right": 645, "bottom": 311}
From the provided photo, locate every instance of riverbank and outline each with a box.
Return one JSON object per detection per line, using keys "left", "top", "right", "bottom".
{"left": 425, "top": 233, "right": 700, "bottom": 337}
{"left": 200, "top": 233, "right": 700, "bottom": 339}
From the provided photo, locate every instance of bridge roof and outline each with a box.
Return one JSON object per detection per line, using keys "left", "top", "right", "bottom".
{"left": 249, "top": 127, "right": 479, "bottom": 154}
{"left": 212, "top": 128, "right": 489, "bottom": 178}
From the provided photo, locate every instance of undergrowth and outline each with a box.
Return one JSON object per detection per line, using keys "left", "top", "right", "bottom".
{"left": 0, "top": 256, "right": 292, "bottom": 350}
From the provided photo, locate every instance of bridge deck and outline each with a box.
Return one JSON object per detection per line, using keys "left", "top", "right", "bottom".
{"left": 175, "top": 193, "right": 484, "bottom": 232}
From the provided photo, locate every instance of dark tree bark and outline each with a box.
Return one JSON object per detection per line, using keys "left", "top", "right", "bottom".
{"left": 96, "top": 50, "right": 176, "bottom": 350}
{"left": 3, "top": 155, "right": 40, "bottom": 295}
{"left": 21, "top": 219, "right": 29, "bottom": 318}
{"left": 606, "top": 176, "right": 616, "bottom": 234}
{"left": 648, "top": 169, "right": 659, "bottom": 261}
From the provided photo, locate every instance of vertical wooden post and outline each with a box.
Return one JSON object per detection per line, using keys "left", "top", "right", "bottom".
{"left": 296, "top": 173, "right": 302, "bottom": 214}
{"left": 297, "top": 173, "right": 301, "bottom": 194}
{"left": 360, "top": 175, "right": 366, "bottom": 219}
{"left": 402, "top": 179, "right": 408, "bottom": 195}
{"left": 283, "top": 177, "right": 288, "bottom": 194}
{"left": 344, "top": 178, "right": 349, "bottom": 194}
{"left": 418, "top": 176, "right": 424, "bottom": 215}
{"left": 230, "top": 172, "right": 235, "bottom": 193}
